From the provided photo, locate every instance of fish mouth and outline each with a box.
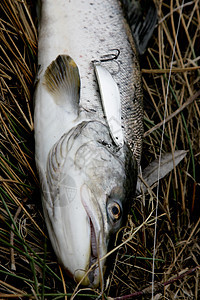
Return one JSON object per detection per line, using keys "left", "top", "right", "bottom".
{"left": 88, "top": 217, "right": 99, "bottom": 285}
{"left": 81, "top": 184, "right": 105, "bottom": 288}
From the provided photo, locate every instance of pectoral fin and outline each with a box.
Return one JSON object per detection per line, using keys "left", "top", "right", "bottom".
{"left": 44, "top": 55, "right": 80, "bottom": 114}
{"left": 136, "top": 150, "right": 187, "bottom": 194}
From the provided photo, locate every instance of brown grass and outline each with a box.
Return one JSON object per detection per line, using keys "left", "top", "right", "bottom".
{"left": 0, "top": 0, "right": 200, "bottom": 299}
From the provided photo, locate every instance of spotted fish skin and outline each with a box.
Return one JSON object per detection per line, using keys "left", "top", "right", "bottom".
{"left": 36, "top": 0, "right": 143, "bottom": 167}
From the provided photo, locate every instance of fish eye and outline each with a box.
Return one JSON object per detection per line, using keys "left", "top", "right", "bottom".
{"left": 107, "top": 201, "right": 122, "bottom": 222}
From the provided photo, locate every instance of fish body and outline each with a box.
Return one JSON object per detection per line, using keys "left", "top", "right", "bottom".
{"left": 34, "top": 0, "right": 144, "bottom": 287}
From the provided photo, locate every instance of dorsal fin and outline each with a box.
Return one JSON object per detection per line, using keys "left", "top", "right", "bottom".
{"left": 43, "top": 55, "right": 80, "bottom": 112}
{"left": 94, "top": 63, "right": 124, "bottom": 147}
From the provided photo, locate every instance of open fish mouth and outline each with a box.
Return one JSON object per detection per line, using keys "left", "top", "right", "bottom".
{"left": 88, "top": 218, "right": 99, "bottom": 285}
{"left": 86, "top": 209, "right": 104, "bottom": 288}
{"left": 81, "top": 184, "right": 105, "bottom": 287}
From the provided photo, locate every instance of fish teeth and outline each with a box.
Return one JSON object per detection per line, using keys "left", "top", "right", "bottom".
{"left": 90, "top": 218, "right": 98, "bottom": 258}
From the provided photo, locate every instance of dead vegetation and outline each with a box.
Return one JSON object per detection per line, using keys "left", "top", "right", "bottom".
{"left": 0, "top": 0, "right": 199, "bottom": 299}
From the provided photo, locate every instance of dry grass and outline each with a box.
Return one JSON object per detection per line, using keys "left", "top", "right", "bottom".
{"left": 0, "top": 0, "right": 200, "bottom": 299}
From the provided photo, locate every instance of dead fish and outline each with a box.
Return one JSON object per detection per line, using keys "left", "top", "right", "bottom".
{"left": 34, "top": 0, "right": 156, "bottom": 288}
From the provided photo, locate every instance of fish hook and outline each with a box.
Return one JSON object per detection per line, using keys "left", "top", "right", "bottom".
{"left": 99, "top": 49, "right": 120, "bottom": 62}
{"left": 92, "top": 49, "right": 121, "bottom": 75}
{"left": 92, "top": 49, "right": 120, "bottom": 64}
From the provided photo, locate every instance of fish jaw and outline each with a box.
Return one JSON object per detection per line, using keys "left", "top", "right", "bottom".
{"left": 42, "top": 147, "right": 108, "bottom": 287}
{"left": 42, "top": 180, "right": 91, "bottom": 285}
{"left": 80, "top": 184, "right": 107, "bottom": 288}
{"left": 42, "top": 180, "right": 107, "bottom": 287}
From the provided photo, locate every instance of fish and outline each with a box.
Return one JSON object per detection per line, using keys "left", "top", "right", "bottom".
{"left": 34, "top": 0, "right": 156, "bottom": 288}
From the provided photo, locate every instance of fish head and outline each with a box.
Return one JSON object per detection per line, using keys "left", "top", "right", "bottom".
{"left": 44, "top": 121, "right": 137, "bottom": 287}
